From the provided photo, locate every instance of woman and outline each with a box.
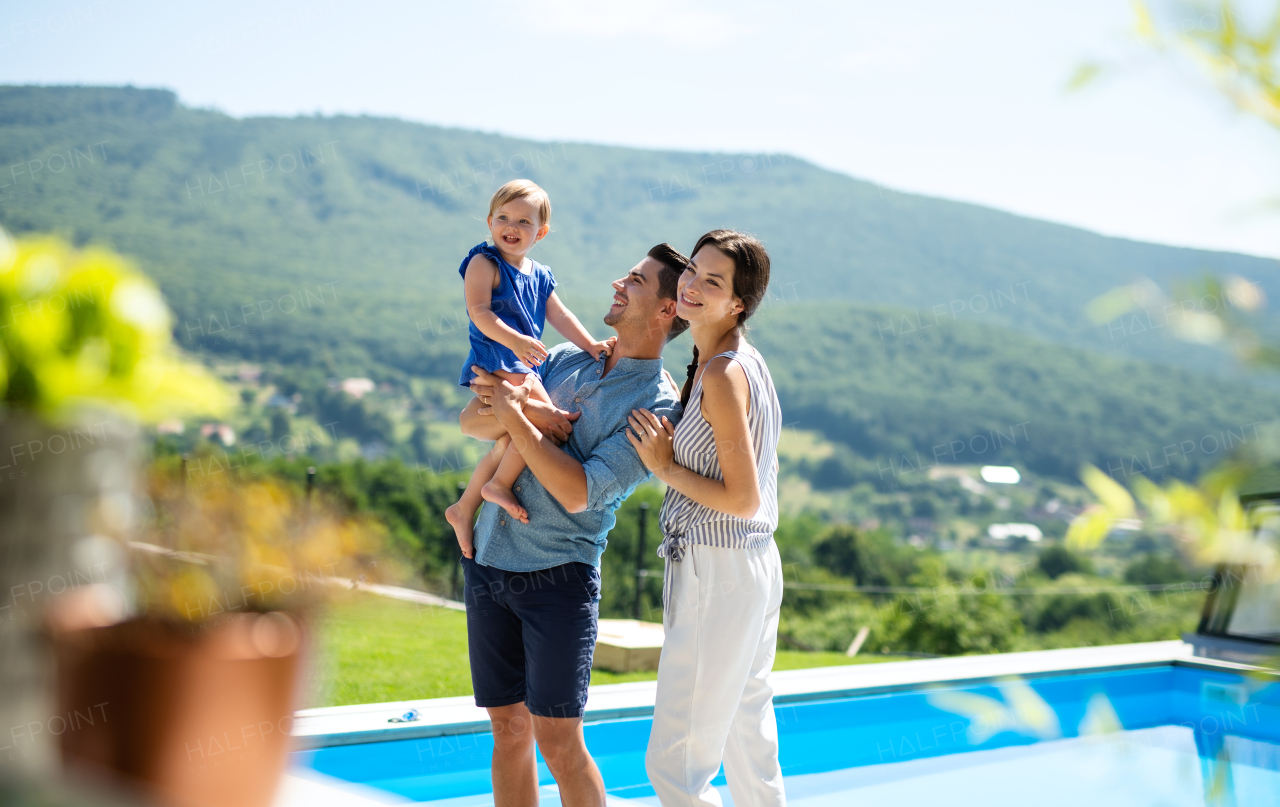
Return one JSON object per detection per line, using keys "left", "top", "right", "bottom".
{"left": 627, "top": 229, "right": 785, "bottom": 807}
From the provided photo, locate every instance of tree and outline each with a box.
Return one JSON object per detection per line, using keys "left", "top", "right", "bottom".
{"left": 597, "top": 487, "right": 667, "bottom": 620}
{"left": 812, "top": 525, "right": 917, "bottom": 588}
{"left": 883, "top": 557, "right": 1024, "bottom": 655}
{"left": 410, "top": 424, "right": 429, "bottom": 463}
{"left": 270, "top": 409, "right": 291, "bottom": 442}
{"left": 1033, "top": 593, "right": 1131, "bottom": 633}
{"left": 1124, "top": 552, "right": 1190, "bottom": 585}
{"left": 1037, "top": 545, "right": 1093, "bottom": 580}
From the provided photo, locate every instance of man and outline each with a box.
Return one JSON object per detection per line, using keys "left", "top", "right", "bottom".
{"left": 458, "top": 244, "right": 689, "bottom": 807}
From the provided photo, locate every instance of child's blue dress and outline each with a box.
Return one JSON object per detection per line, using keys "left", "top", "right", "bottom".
{"left": 458, "top": 242, "right": 557, "bottom": 387}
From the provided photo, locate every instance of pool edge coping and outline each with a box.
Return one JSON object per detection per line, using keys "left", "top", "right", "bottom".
{"left": 290, "top": 641, "right": 1276, "bottom": 750}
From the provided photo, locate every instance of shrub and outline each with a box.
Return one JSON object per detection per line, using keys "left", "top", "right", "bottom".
{"left": 881, "top": 557, "right": 1024, "bottom": 655}
{"left": 1034, "top": 592, "right": 1131, "bottom": 632}
{"left": 779, "top": 598, "right": 888, "bottom": 653}
{"left": 1123, "top": 553, "right": 1189, "bottom": 585}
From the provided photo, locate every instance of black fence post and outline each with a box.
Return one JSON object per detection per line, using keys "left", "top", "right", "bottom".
{"left": 634, "top": 502, "right": 650, "bottom": 619}
{"left": 452, "top": 481, "right": 466, "bottom": 600}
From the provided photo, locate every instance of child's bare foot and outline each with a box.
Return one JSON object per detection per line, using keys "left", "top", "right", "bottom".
{"left": 445, "top": 503, "right": 475, "bottom": 557}
{"left": 482, "top": 481, "right": 529, "bottom": 523}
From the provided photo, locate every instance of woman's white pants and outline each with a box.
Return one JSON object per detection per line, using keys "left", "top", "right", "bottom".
{"left": 645, "top": 542, "right": 786, "bottom": 807}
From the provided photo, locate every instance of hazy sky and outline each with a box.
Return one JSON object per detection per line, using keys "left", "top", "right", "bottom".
{"left": 3, "top": 0, "right": 1278, "bottom": 258}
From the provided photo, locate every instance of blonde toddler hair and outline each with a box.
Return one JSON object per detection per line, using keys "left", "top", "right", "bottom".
{"left": 488, "top": 179, "right": 552, "bottom": 228}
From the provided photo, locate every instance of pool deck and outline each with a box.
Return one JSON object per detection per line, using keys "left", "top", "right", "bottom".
{"left": 289, "top": 639, "right": 1261, "bottom": 751}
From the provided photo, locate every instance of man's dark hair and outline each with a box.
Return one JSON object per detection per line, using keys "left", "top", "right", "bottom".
{"left": 647, "top": 243, "right": 690, "bottom": 342}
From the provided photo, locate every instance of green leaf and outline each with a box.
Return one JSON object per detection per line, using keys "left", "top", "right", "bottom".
{"left": 1066, "top": 62, "right": 1106, "bottom": 92}
{"left": 1085, "top": 285, "right": 1137, "bottom": 324}
{"left": 1081, "top": 464, "right": 1136, "bottom": 519}
{"left": 1066, "top": 507, "right": 1115, "bottom": 551}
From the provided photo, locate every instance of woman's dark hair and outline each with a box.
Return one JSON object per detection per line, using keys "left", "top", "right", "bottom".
{"left": 678, "top": 230, "right": 771, "bottom": 408}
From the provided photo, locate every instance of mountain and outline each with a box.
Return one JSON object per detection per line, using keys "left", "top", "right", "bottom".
{"left": 750, "top": 302, "right": 1275, "bottom": 481}
{"left": 2, "top": 84, "right": 1277, "bottom": 481}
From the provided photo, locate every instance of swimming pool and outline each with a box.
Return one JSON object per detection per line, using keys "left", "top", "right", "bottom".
{"left": 291, "top": 660, "right": 1279, "bottom": 806}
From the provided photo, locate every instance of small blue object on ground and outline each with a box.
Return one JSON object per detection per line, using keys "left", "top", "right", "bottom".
{"left": 387, "top": 709, "right": 419, "bottom": 724}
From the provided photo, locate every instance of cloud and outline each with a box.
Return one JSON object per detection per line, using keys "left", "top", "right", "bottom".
{"left": 527, "top": 0, "right": 747, "bottom": 46}
{"left": 837, "top": 46, "right": 917, "bottom": 70}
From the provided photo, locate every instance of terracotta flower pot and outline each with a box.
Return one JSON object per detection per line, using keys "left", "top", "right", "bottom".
{"left": 53, "top": 611, "right": 304, "bottom": 807}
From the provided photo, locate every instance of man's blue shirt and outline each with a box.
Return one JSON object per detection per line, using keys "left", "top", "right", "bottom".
{"left": 473, "top": 343, "right": 681, "bottom": 572}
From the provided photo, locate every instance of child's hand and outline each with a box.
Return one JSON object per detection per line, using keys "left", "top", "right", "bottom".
{"left": 509, "top": 334, "right": 549, "bottom": 367}
{"left": 587, "top": 337, "right": 616, "bottom": 361}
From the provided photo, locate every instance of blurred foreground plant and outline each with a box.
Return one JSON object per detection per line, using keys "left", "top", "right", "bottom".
{"left": 1067, "top": 461, "right": 1279, "bottom": 578}
{"left": 932, "top": 9, "right": 1280, "bottom": 793}
{"left": 1070, "top": 0, "right": 1280, "bottom": 596}
{"left": 1072, "top": 1, "right": 1280, "bottom": 129}
{"left": 929, "top": 678, "right": 1063, "bottom": 744}
{"left": 1086, "top": 274, "right": 1273, "bottom": 366}
{"left": 133, "top": 467, "right": 388, "bottom": 621}
{"left": 1134, "top": 0, "right": 1280, "bottom": 130}
{"left": 0, "top": 228, "right": 230, "bottom": 422}
{"left": 1077, "top": 2, "right": 1280, "bottom": 367}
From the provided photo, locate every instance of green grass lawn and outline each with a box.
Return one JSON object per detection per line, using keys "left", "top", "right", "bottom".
{"left": 305, "top": 593, "right": 907, "bottom": 708}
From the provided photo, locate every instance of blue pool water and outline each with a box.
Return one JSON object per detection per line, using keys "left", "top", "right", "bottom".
{"left": 295, "top": 664, "right": 1280, "bottom": 805}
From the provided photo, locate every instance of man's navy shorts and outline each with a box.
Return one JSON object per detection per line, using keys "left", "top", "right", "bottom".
{"left": 461, "top": 557, "right": 600, "bottom": 719}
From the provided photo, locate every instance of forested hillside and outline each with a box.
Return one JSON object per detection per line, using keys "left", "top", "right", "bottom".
{"left": 751, "top": 303, "right": 1276, "bottom": 480}
{"left": 3, "top": 84, "right": 1277, "bottom": 483}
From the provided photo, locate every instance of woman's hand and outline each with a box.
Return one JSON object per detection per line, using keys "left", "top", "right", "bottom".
{"left": 626, "top": 408, "right": 676, "bottom": 477}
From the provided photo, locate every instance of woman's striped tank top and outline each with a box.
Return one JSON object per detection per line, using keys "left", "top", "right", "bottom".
{"left": 657, "top": 345, "right": 782, "bottom": 613}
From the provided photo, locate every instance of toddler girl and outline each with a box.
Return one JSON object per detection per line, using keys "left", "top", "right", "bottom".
{"left": 444, "top": 179, "right": 612, "bottom": 556}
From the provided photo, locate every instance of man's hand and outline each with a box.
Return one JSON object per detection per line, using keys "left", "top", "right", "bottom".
{"left": 469, "top": 368, "right": 579, "bottom": 443}
{"left": 525, "top": 399, "right": 580, "bottom": 444}
{"left": 469, "top": 366, "right": 526, "bottom": 426}
{"left": 470, "top": 365, "right": 530, "bottom": 409}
